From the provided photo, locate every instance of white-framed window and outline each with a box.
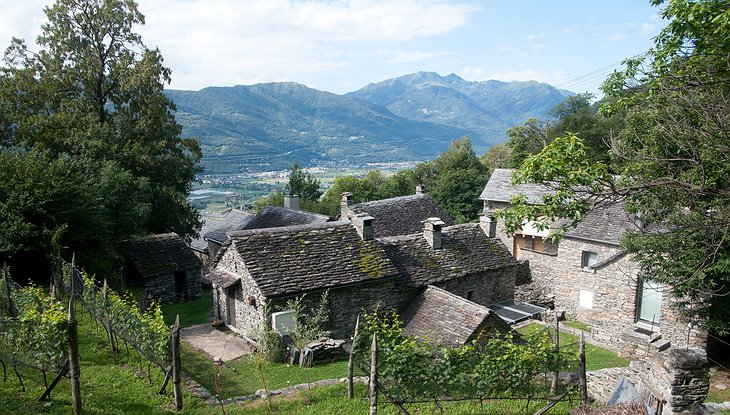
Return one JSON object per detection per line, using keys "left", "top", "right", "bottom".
{"left": 637, "top": 279, "right": 662, "bottom": 326}
{"left": 581, "top": 251, "right": 598, "bottom": 269}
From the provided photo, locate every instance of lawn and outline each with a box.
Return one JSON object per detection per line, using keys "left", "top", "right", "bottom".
{"left": 161, "top": 289, "right": 214, "bottom": 327}
{"left": 517, "top": 323, "right": 630, "bottom": 371}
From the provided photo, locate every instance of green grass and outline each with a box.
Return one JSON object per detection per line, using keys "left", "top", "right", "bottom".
{"left": 161, "top": 289, "right": 214, "bottom": 327}
{"left": 563, "top": 319, "right": 591, "bottom": 332}
{"left": 181, "top": 342, "right": 350, "bottom": 399}
{"left": 518, "top": 323, "right": 630, "bottom": 371}
{"left": 0, "top": 309, "right": 586, "bottom": 414}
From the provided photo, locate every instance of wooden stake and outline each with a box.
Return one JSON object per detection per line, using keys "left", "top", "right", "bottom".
{"left": 158, "top": 365, "right": 173, "bottom": 395}
{"left": 38, "top": 359, "right": 70, "bottom": 401}
{"left": 369, "top": 333, "right": 378, "bottom": 415}
{"left": 578, "top": 331, "right": 588, "bottom": 405}
{"left": 171, "top": 314, "right": 183, "bottom": 411}
{"left": 347, "top": 315, "right": 360, "bottom": 399}
{"left": 68, "top": 278, "right": 83, "bottom": 414}
{"left": 550, "top": 312, "right": 560, "bottom": 395}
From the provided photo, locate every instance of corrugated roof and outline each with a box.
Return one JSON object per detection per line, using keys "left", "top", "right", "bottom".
{"left": 349, "top": 194, "right": 454, "bottom": 237}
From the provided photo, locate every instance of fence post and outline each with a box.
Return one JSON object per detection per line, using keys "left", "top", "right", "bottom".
{"left": 102, "top": 280, "right": 117, "bottom": 352}
{"left": 171, "top": 314, "right": 183, "bottom": 411}
{"left": 3, "top": 263, "right": 15, "bottom": 317}
{"left": 68, "top": 271, "right": 82, "bottom": 415}
{"left": 550, "top": 312, "right": 560, "bottom": 395}
{"left": 578, "top": 331, "right": 588, "bottom": 404}
{"left": 369, "top": 333, "right": 378, "bottom": 415}
{"left": 347, "top": 315, "right": 360, "bottom": 399}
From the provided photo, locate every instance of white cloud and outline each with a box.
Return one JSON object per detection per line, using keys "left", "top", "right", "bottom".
{"left": 461, "top": 66, "right": 567, "bottom": 86}
{"left": 526, "top": 32, "right": 545, "bottom": 41}
{"left": 388, "top": 51, "right": 449, "bottom": 63}
{"left": 609, "top": 33, "right": 629, "bottom": 41}
{"left": 639, "top": 22, "right": 656, "bottom": 35}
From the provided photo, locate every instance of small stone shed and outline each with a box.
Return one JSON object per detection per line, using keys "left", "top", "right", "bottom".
{"left": 402, "top": 285, "right": 509, "bottom": 347}
{"left": 125, "top": 233, "right": 202, "bottom": 304}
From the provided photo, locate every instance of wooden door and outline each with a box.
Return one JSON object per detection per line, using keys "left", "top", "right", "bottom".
{"left": 227, "top": 287, "right": 237, "bottom": 327}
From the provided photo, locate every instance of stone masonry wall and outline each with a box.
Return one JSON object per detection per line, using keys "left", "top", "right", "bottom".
{"left": 144, "top": 269, "right": 201, "bottom": 304}
{"left": 435, "top": 267, "right": 516, "bottom": 307}
{"left": 269, "top": 280, "right": 418, "bottom": 340}
{"left": 587, "top": 348, "right": 709, "bottom": 414}
{"left": 214, "top": 248, "right": 266, "bottom": 341}
{"left": 488, "top": 210, "right": 705, "bottom": 358}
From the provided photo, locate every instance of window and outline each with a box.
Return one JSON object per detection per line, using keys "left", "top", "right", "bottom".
{"left": 637, "top": 279, "right": 662, "bottom": 326}
{"left": 466, "top": 290, "right": 475, "bottom": 301}
{"left": 581, "top": 251, "right": 598, "bottom": 269}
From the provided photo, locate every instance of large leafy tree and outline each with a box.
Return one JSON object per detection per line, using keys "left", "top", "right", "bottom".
{"left": 0, "top": 0, "right": 201, "bottom": 276}
{"left": 499, "top": 0, "right": 730, "bottom": 333}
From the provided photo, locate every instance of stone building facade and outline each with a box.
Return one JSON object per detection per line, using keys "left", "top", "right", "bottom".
{"left": 479, "top": 169, "right": 707, "bottom": 359}
{"left": 207, "top": 212, "right": 519, "bottom": 345}
{"left": 125, "top": 233, "right": 202, "bottom": 304}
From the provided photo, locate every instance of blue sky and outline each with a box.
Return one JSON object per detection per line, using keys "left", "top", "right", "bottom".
{"left": 0, "top": 1, "right": 666, "bottom": 95}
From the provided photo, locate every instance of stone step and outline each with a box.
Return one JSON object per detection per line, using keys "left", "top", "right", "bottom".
{"left": 650, "top": 338, "right": 671, "bottom": 351}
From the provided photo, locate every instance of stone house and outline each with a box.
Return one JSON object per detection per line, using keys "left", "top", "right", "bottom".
{"left": 207, "top": 214, "right": 520, "bottom": 345}
{"left": 479, "top": 169, "right": 706, "bottom": 358}
{"left": 125, "top": 233, "right": 202, "bottom": 304}
{"left": 203, "top": 201, "right": 330, "bottom": 260}
{"left": 340, "top": 185, "right": 455, "bottom": 237}
{"left": 189, "top": 208, "right": 254, "bottom": 270}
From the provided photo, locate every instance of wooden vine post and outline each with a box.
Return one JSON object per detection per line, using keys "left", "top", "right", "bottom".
{"left": 369, "top": 333, "right": 378, "bottom": 415}
{"left": 68, "top": 258, "right": 83, "bottom": 415}
{"left": 171, "top": 314, "right": 183, "bottom": 411}
{"left": 3, "top": 263, "right": 14, "bottom": 317}
{"left": 550, "top": 312, "right": 560, "bottom": 395}
{"left": 578, "top": 331, "right": 588, "bottom": 404}
{"left": 347, "top": 315, "right": 360, "bottom": 399}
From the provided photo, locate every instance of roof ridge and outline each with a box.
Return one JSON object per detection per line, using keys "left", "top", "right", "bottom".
{"left": 228, "top": 220, "right": 350, "bottom": 238}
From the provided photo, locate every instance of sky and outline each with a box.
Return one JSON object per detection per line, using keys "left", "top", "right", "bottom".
{"left": 0, "top": 0, "right": 666, "bottom": 95}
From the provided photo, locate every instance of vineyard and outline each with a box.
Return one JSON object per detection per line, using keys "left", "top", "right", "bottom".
{"left": 0, "top": 259, "right": 182, "bottom": 413}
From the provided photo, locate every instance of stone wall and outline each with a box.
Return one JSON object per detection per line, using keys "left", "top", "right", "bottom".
{"left": 488, "top": 210, "right": 706, "bottom": 359}
{"left": 144, "top": 268, "right": 202, "bottom": 304}
{"left": 214, "top": 248, "right": 266, "bottom": 341}
{"left": 587, "top": 348, "right": 709, "bottom": 414}
{"left": 435, "top": 267, "right": 516, "bottom": 307}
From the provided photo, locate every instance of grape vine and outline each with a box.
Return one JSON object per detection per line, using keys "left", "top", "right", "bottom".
{"left": 353, "top": 310, "right": 567, "bottom": 402}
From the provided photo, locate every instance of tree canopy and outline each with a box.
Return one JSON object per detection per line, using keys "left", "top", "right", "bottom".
{"left": 0, "top": 0, "right": 201, "bottom": 277}
{"left": 498, "top": 0, "right": 730, "bottom": 334}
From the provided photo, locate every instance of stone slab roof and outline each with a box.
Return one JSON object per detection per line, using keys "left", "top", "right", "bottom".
{"left": 481, "top": 169, "right": 641, "bottom": 245}
{"left": 564, "top": 201, "right": 640, "bottom": 245}
{"left": 126, "top": 233, "right": 201, "bottom": 278}
{"left": 240, "top": 206, "right": 330, "bottom": 232}
{"left": 223, "top": 221, "right": 398, "bottom": 298}
{"left": 379, "top": 223, "right": 517, "bottom": 287}
{"left": 402, "top": 286, "right": 492, "bottom": 347}
{"left": 203, "top": 209, "right": 255, "bottom": 244}
{"left": 349, "top": 194, "right": 454, "bottom": 237}
{"left": 479, "top": 168, "right": 552, "bottom": 204}
{"left": 207, "top": 269, "right": 241, "bottom": 288}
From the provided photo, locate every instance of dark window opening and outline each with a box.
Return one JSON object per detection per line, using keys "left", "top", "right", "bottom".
{"left": 581, "top": 251, "right": 598, "bottom": 269}
{"left": 174, "top": 271, "right": 186, "bottom": 296}
{"left": 466, "top": 290, "right": 475, "bottom": 301}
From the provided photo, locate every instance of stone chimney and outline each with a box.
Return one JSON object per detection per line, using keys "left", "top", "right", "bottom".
{"left": 480, "top": 214, "right": 497, "bottom": 238}
{"left": 353, "top": 213, "right": 374, "bottom": 241}
{"left": 416, "top": 184, "right": 426, "bottom": 195}
{"left": 340, "top": 192, "right": 353, "bottom": 220}
{"left": 284, "top": 193, "right": 300, "bottom": 210}
{"left": 423, "top": 217, "right": 445, "bottom": 249}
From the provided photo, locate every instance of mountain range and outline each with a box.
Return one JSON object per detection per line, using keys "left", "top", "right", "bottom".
{"left": 165, "top": 72, "right": 573, "bottom": 174}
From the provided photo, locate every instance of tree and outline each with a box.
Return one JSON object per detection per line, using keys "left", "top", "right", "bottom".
{"left": 0, "top": 0, "right": 201, "bottom": 276}
{"left": 504, "top": 94, "right": 624, "bottom": 168}
{"left": 429, "top": 137, "right": 488, "bottom": 223}
{"left": 285, "top": 163, "right": 322, "bottom": 202}
{"left": 499, "top": 0, "right": 730, "bottom": 334}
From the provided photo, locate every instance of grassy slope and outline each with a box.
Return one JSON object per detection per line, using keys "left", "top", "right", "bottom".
{"left": 517, "top": 323, "right": 630, "bottom": 372}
